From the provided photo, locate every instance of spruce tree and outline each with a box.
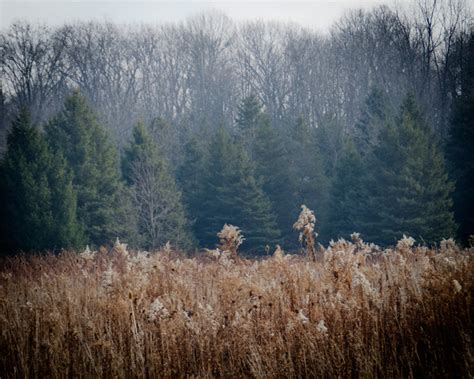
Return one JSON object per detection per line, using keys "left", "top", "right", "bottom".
{"left": 45, "top": 91, "right": 123, "bottom": 246}
{"left": 148, "top": 117, "right": 181, "bottom": 168}
{"left": 235, "top": 94, "right": 263, "bottom": 150}
{"left": 236, "top": 94, "right": 262, "bottom": 132}
{"left": 325, "top": 140, "right": 365, "bottom": 240}
{"left": 198, "top": 128, "right": 280, "bottom": 253}
{"left": 447, "top": 32, "right": 474, "bottom": 244}
{"left": 0, "top": 85, "right": 8, "bottom": 155}
{"left": 361, "top": 95, "right": 456, "bottom": 245}
{"left": 289, "top": 117, "right": 329, "bottom": 241}
{"left": 253, "top": 115, "right": 296, "bottom": 247}
{"left": 354, "top": 88, "right": 390, "bottom": 155}
{"left": 176, "top": 136, "right": 208, "bottom": 243}
{"left": 122, "top": 122, "right": 192, "bottom": 249}
{"left": 0, "top": 109, "right": 83, "bottom": 252}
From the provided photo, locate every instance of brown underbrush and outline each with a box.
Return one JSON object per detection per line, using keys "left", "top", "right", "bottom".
{"left": 0, "top": 234, "right": 473, "bottom": 378}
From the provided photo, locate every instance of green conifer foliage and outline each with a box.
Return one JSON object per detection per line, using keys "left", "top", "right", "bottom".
{"left": 176, "top": 136, "right": 208, "bottom": 243}
{"left": 354, "top": 88, "right": 390, "bottom": 155}
{"left": 235, "top": 94, "right": 263, "bottom": 150}
{"left": 198, "top": 128, "right": 280, "bottom": 253}
{"left": 0, "top": 85, "right": 8, "bottom": 155}
{"left": 447, "top": 32, "right": 474, "bottom": 244}
{"left": 236, "top": 94, "right": 262, "bottom": 132}
{"left": 0, "top": 109, "right": 83, "bottom": 252}
{"left": 122, "top": 122, "right": 192, "bottom": 249}
{"left": 45, "top": 91, "right": 123, "bottom": 246}
{"left": 325, "top": 141, "right": 365, "bottom": 240}
{"left": 253, "top": 115, "right": 296, "bottom": 247}
{"left": 361, "top": 95, "right": 456, "bottom": 245}
{"left": 289, "top": 117, "right": 329, "bottom": 240}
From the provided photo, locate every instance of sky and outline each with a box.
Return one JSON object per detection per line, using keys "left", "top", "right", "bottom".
{"left": 0, "top": 0, "right": 392, "bottom": 32}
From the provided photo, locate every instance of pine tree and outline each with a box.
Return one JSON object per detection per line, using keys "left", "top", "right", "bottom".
{"left": 0, "top": 109, "right": 83, "bottom": 252}
{"left": 253, "top": 115, "right": 296, "bottom": 247}
{"left": 45, "top": 91, "right": 123, "bottom": 246}
{"left": 122, "top": 122, "right": 192, "bottom": 249}
{"left": 325, "top": 140, "right": 365, "bottom": 240}
{"left": 198, "top": 128, "right": 280, "bottom": 253}
{"left": 361, "top": 95, "right": 456, "bottom": 245}
{"left": 447, "top": 32, "right": 474, "bottom": 244}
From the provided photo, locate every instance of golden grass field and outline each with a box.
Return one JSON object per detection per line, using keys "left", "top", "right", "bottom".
{"left": 0, "top": 232, "right": 472, "bottom": 378}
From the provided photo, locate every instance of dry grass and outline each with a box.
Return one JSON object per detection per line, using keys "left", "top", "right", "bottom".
{"left": 0, "top": 236, "right": 473, "bottom": 378}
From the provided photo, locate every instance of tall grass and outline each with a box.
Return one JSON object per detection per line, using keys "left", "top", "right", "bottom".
{"left": 0, "top": 234, "right": 472, "bottom": 377}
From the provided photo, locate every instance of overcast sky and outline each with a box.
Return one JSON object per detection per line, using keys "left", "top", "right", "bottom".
{"left": 1, "top": 0, "right": 395, "bottom": 31}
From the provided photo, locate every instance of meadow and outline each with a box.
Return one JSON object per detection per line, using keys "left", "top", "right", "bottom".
{"left": 0, "top": 228, "right": 472, "bottom": 378}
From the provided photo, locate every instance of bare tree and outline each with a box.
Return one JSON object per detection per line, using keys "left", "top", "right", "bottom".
{"left": 61, "top": 22, "right": 142, "bottom": 143}
{"left": 237, "top": 22, "right": 291, "bottom": 126}
{"left": 130, "top": 157, "right": 191, "bottom": 249}
{"left": 1, "top": 22, "right": 69, "bottom": 124}
{"left": 182, "top": 12, "right": 237, "bottom": 130}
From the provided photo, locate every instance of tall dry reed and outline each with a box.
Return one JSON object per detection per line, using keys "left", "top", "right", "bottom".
{"left": 0, "top": 233, "right": 472, "bottom": 377}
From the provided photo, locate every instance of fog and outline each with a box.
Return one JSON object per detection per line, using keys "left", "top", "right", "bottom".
{"left": 0, "top": 0, "right": 473, "bottom": 253}
{"left": 2, "top": 0, "right": 391, "bottom": 31}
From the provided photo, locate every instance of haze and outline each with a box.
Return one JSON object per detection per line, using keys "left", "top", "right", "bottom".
{"left": 1, "top": 0, "right": 391, "bottom": 31}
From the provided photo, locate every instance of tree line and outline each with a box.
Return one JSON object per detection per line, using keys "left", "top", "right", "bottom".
{"left": 1, "top": 72, "right": 472, "bottom": 253}
{"left": 1, "top": 2, "right": 472, "bottom": 149}
{"left": 0, "top": 3, "right": 473, "bottom": 253}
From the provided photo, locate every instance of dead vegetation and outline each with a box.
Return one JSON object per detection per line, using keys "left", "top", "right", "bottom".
{"left": 0, "top": 227, "right": 473, "bottom": 377}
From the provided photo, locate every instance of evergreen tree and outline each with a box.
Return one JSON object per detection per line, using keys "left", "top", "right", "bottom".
{"left": 236, "top": 94, "right": 262, "bottom": 131}
{"left": 148, "top": 116, "right": 182, "bottom": 169}
{"left": 447, "top": 32, "right": 474, "bottom": 244}
{"left": 361, "top": 95, "right": 456, "bottom": 245}
{"left": 45, "top": 91, "right": 123, "bottom": 246}
{"left": 235, "top": 94, "right": 263, "bottom": 150}
{"left": 289, "top": 117, "right": 329, "bottom": 241}
{"left": 122, "top": 122, "right": 192, "bottom": 249}
{"left": 198, "top": 128, "right": 280, "bottom": 253}
{"left": 0, "top": 85, "right": 8, "bottom": 155}
{"left": 176, "top": 136, "right": 208, "bottom": 243}
{"left": 0, "top": 109, "right": 83, "bottom": 252}
{"left": 325, "top": 140, "right": 365, "bottom": 240}
{"left": 253, "top": 115, "right": 297, "bottom": 247}
{"left": 354, "top": 88, "right": 390, "bottom": 155}
{"left": 315, "top": 115, "right": 345, "bottom": 178}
